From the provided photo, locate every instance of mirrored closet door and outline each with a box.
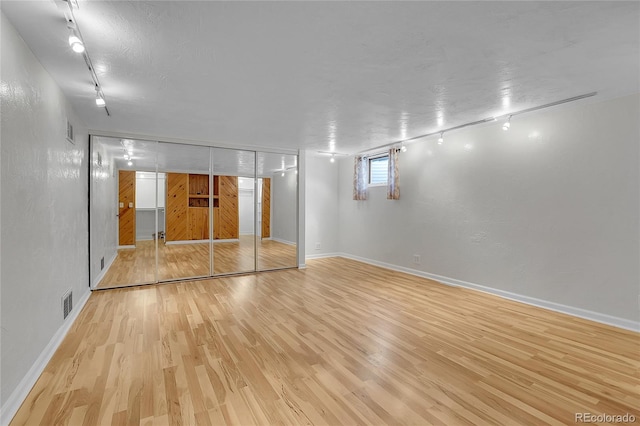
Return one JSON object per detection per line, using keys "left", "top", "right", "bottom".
{"left": 156, "top": 142, "right": 212, "bottom": 281}
{"left": 257, "top": 151, "right": 298, "bottom": 271}
{"left": 90, "top": 136, "right": 299, "bottom": 289}
{"left": 90, "top": 136, "right": 159, "bottom": 288}
{"left": 211, "top": 147, "right": 256, "bottom": 275}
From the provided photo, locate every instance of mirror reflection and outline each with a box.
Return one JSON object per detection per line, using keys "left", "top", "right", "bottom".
{"left": 257, "top": 152, "right": 298, "bottom": 270}
{"left": 210, "top": 147, "right": 256, "bottom": 274}
{"left": 90, "top": 136, "right": 159, "bottom": 288}
{"left": 157, "top": 142, "right": 211, "bottom": 281}
{"left": 90, "top": 136, "right": 298, "bottom": 289}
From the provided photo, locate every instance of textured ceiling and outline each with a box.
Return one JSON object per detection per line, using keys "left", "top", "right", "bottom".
{"left": 3, "top": 1, "right": 639, "bottom": 153}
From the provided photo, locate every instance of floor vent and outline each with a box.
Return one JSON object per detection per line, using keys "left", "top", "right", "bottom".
{"left": 62, "top": 290, "right": 73, "bottom": 320}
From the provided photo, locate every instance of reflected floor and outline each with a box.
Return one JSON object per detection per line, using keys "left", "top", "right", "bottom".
{"left": 97, "top": 235, "right": 297, "bottom": 289}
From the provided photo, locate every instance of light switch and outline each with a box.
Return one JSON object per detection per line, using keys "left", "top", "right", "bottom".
{"left": 119, "top": 202, "right": 124, "bottom": 208}
{"left": 129, "top": 202, "right": 134, "bottom": 208}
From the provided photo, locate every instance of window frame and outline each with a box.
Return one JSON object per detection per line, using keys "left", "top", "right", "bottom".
{"left": 368, "top": 154, "right": 389, "bottom": 186}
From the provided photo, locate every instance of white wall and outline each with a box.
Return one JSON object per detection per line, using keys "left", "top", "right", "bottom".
{"left": 238, "top": 177, "right": 255, "bottom": 235}
{"left": 135, "top": 172, "right": 165, "bottom": 241}
{"left": 1, "top": 10, "right": 90, "bottom": 414}
{"left": 337, "top": 94, "right": 639, "bottom": 326}
{"left": 271, "top": 170, "right": 297, "bottom": 244}
{"left": 305, "top": 151, "right": 339, "bottom": 257}
{"left": 135, "top": 172, "right": 165, "bottom": 209}
{"left": 90, "top": 140, "right": 117, "bottom": 283}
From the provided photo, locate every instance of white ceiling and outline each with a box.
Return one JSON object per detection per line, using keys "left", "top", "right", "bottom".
{"left": 3, "top": 1, "right": 638, "bottom": 153}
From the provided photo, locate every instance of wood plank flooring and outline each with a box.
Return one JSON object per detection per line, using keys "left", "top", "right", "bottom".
{"left": 98, "top": 236, "right": 297, "bottom": 289}
{"left": 12, "top": 258, "right": 640, "bottom": 425}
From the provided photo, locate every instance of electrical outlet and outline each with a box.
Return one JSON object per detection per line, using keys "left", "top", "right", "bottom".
{"left": 413, "top": 254, "right": 421, "bottom": 264}
{"left": 315, "top": 242, "right": 321, "bottom": 250}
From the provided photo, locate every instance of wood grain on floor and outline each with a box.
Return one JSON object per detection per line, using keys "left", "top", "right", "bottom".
{"left": 13, "top": 257, "right": 640, "bottom": 425}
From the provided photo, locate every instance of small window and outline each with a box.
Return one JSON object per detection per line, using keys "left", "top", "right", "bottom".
{"left": 369, "top": 155, "right": 388, "bottom": 185}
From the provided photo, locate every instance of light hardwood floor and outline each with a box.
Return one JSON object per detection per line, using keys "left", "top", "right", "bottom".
{"left": 97, "top": 236, "right": 297, "bottom": 289}
{"left": 13, "top": 258, "right": 640, "bottom": 425}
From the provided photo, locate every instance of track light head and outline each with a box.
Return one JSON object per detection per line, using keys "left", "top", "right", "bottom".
{"left": 69, "top": 33, "right": 85, "bottom": 53}
{"left": 503, "top": 116, "right": 511, "bottom": 131}
{"left": 437, "top": 132, "right": 444, "bottom": 145}
{"left": 95, "top": 85, "right": 105, "bottom": 107}
{"left": 95, "top": 93, "right": 105, "bottom": 107}
{"left": 330, "top": 154, "right": 336, "bottom": 163}
{"left": 67, "top": 23, "right": 85, "bottom": 53}
{"left": 127, "top": 160, "right": 133, "bottom": 166}
{"left": 401, "top": 144, "right": 407, "bottom": 153}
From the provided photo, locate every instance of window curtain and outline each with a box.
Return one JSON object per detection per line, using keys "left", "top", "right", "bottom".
{"left": 387, "top": 148, "right": 400, "bottom": 200}
{"left": 353, "top": 155, "right": 368, "bottom": 200}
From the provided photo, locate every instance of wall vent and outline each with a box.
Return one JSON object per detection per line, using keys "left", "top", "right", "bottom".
{"left": 101, "top": 257, "right": 105, "bottom": 270}
{"left": 62, "top": 290, "right": 73, "bottom": 320}
{"left": 66, "top": 120, "right": 74, "bottom": 144}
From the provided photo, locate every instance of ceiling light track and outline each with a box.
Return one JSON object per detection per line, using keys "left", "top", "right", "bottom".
{"left": 358, "top": 92, "right": 597, "bottom": 154}
{"left": 59, "top": 0, "right": 110, "bottom": 116}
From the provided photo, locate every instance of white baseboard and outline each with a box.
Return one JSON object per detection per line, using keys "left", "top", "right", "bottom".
{"left": 0, "top": 289, "right": 92, "bottom": 426}
{"left": 165, "top": 239, "right": 240, "bottom": 245}
{"left": 271, "top": 237, "right": 296, "bottom": 246}
{"left": 91, "top": 251, "right": 117, "bottom": 289}
{"left": 165, "top": 239, "right": 209, "bottom": 245}
{"left": 337, "top": 253, "right": 640, "bottom": 333}
{"left": 305, "top": 253, "right": 340, "bottom": 260}
{"left": 117, "top": 245, "right": 135, "bottom": 249}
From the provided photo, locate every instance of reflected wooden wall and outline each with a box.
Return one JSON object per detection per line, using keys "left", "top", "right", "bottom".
{"left": 262, "top": 178, "right": 271, "bottom": 238}
{"left": 118, "top": 170, "right": 136, "bottom": 246}
{"left": 218, "top": 175, "right": 239, "bottom": 239}
{"left": 166, "top": 173, "right": 188, "bottom": 241}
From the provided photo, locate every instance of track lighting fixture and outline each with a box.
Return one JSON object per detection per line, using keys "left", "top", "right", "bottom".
{"left": 94, "top": 84, "right": 106, "bottom": 107}
{"left": 95, "top": 92, "right": 105, "bottom": 107}
{"left": 330, "top": 154, "right": 336, "bottom": 163}
{"left": 502, "top": 116, "right": 511, "bottom": 131}
{"left": 127, "top": 160, "right": 133, "bottom": 166}
{"left": 356, "top": 93, "right": 596, "bottom": 156}
{"left": 62, "top": 4, "right": 110, "bottom": 115}
{"left": 68, "top": 31, "right": 85, "bottom": 53}
{"left": 401, "top": 143, "right": 407, "bottom": 153}
{"left": 67, "top": 22, "right": 84, "bottom": 53}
